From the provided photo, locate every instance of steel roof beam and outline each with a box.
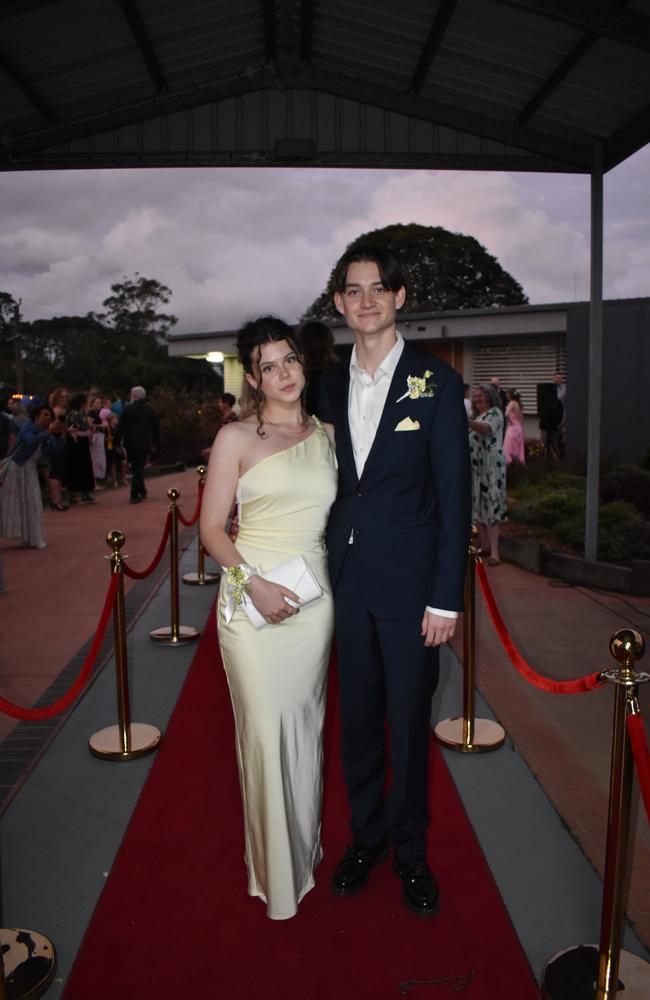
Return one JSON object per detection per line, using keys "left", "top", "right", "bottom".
{"left": 408, "top": 0, "right": 459, "bottom": 95}
{"left": 494, "top": 0, "right": 650, "bottom": 53}
{"left": 117, "top": 0, "right": 166, "bottom": 93}
{"left": 0, "top": 1, "right": 60, "bottom": 15}
{"left": 515, "top": 33, "right": 597, "bottom": 127}
{"left": 0, "top": 60, "right": 593, "bottom": 169}
{"left": 262, "top": 0, "right": 277, "bottom": 63}
{"left": 514, "top": 0, "right": 631, "bottom": 127}
{"left": 605, "top": 101, "right": 650, "bottom": 169}
{"left": 300, "top": 0, "right": 314, "bottom": 64}
{"left": 0, "top": 47, "right": 58, "bottom": 123}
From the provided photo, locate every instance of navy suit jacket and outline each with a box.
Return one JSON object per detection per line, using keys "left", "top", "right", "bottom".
{"left": 321, "top": 341, "right": 471, "bottom": 620}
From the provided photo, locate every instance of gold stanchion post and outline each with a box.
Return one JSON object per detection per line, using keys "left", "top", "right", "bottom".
{"left": 89, "top": 530, "right": 162, "bottom": 759}
{"left": 183, "top": 466, "right": 219, "bottom": 587}
{"left": 542, "top": 629, "right": 650, "bottom": 1000}
{"left": 0, "top": 927, "right": 57, "bottom": 999}
{"left": 434, "top": 525, "right": 505, "bottom": 753}
{"left": 150, "top": 489, "right": 201, "bottom": 645}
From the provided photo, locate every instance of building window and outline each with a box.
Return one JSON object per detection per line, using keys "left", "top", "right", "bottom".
{"left": 469, "top": 337, "right": 566, "bottom": 414}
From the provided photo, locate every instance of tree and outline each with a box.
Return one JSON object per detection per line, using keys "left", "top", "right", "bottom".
{"left": 0, "top": 291, "right": 24, "bottom": 392}
{"left": 101, "top": 273, "right": 178, "bottom": 359}
{"left": 303, "top": 223, "right": 528, "bottom": 320}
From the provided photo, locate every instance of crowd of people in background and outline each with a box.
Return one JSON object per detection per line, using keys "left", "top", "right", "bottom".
{"left": 0, "top": 384, "right": 161, "bottom": 550}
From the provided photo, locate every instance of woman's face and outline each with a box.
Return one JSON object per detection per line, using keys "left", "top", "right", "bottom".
{"left": 473, "top": 389, "right": 488, "bottom": 413}
{"left": 247, "top": 339, "right": 305, "bottom": 405}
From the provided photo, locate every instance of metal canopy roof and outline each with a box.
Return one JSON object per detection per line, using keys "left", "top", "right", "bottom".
{"left": 1, "top": 0, "right": 649, "bottom": 174}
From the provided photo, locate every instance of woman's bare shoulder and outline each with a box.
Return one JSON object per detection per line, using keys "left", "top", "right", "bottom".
{"left": 216, "top": 418, "right": 257, "bottom": 443}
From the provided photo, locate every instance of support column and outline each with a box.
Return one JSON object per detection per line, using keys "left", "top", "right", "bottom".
{"left": 585, "top": 140, "right": 604, "bottom": 562}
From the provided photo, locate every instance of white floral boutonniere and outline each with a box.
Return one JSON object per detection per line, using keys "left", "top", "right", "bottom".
{"left": 396, "top": 369, "right": 437, "bottom": 403}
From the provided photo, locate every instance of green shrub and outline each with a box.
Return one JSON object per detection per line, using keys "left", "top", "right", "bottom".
{"left": 597, "top": 502, "right": 650, "bottom": 562}
{"left": 600, "top": 464, "right": 650, "bottom": 518}
{"left": 505, "top": 455, "right": 650, "bottom": 564}
{"left": 552, "top": 502, "right": 650, "bottom": 562}
{"left": 151, "top": 387, "right": 222, "bottom": 465}
{"left": 527, "top": 490, "right": 585, "bottom": 529}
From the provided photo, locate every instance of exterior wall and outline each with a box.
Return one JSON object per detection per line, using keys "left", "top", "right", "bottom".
{"left": 566, "top": 301, "right": 649, "bottom": 460}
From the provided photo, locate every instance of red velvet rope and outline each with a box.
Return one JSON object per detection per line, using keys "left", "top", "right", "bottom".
{"left": 0, "top": 574, "right": 120, "bottom": 720}
{"left": 627, "top": 713, "right": 650, "bottom": 827}
{"left": 476, "top": 561, "right": 604, "bottom": 694}
{"left": 122, "top": 512, "right": 172, "bottom": 579}
{"left": 177, "top": 480, "right": 204, "bottom": 527}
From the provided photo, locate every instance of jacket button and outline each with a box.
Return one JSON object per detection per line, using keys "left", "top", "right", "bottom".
{"left": 356, "top": 489, "right": 363, "bottom": 496}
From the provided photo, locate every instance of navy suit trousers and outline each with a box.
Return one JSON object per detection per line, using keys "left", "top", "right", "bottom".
{"left": 334, "top": 546, "right": 439, "bottom": 862}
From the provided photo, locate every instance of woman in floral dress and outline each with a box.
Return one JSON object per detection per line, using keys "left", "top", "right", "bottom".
{"left": 468, "top": 384, "right": 507, "bottom": 565}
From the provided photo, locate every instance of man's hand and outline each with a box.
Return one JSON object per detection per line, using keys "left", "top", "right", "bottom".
{"left": 421, "top": 611, "right": 456, "bottom": 647}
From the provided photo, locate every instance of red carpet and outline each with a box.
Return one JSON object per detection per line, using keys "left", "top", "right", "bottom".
{"left": 64, "top": 608, "right": 539, "bottom": 999}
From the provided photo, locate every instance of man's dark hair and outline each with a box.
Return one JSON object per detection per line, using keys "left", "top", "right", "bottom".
{"left": 221, "top": 392, "right": 236, "bottom": 407}
{"left": 28, "top": 404, "right": 53, "bottom": 421}
{"left": 332, "top": 244, "right": 407, "bottom": 295}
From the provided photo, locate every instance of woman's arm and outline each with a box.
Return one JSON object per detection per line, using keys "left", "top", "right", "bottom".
{"left": 199, "top": 426, "right": 300, "bottom": 623}
{"left": 199, "top": 425, "right": 245, "bottom": 569}
{"left": 467, "top": 416, "right": 491, "bottom": 435}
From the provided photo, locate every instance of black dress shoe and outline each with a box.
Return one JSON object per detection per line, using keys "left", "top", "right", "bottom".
{"left": 331, "top": 843, "right": 388, "bottom": 896}
{"left": 392, "top": 858, "right": 440, "bottom": 917}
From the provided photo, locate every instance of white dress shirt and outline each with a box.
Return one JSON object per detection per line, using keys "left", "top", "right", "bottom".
{"left": 348, "top": 333, "right": 457, "bottom": 621}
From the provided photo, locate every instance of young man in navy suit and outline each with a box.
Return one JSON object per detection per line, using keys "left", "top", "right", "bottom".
{"left": 321, "top": 246, "right": 471, "bottom": 916}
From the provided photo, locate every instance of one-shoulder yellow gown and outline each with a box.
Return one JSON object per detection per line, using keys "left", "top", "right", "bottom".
{"left": 217, "top": 422, "right": 337, "bottom": 919}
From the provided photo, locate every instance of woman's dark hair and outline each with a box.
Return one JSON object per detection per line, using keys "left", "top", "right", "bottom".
{"left": 297, "top": 320, "right": 337, "bottom": 372}
{"left": 332, "top": 244, "right": 407, "bottom": 295}
{"left": 68, "top": 392, "right": 88, "bottom": 412}
{"left": 236, "top": 315, "right": 305, "bottom": 437}
{"left": 508, "top": 388, "right": 522, "bottom": 406}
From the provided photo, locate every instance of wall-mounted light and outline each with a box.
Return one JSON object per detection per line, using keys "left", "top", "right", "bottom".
{"left": 206, "top": 351, "right": 224, "bottom": 364}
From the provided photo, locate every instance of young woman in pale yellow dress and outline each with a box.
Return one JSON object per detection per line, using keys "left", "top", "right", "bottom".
{"left": 200, "top": 316, "right": 337, "bottom": 920}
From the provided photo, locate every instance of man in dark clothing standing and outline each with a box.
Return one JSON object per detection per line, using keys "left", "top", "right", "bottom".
{"left": 117, "top": 386, "right": 159, "bottom": 504}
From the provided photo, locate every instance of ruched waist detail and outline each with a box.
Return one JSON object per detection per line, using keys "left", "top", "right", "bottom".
{"left": 237, "top": 525, "right": 327, "bottom": 556}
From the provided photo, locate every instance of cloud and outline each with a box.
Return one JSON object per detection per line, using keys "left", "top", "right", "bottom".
{"left": 0, "top": 149, "right": 648, "bottom": 333}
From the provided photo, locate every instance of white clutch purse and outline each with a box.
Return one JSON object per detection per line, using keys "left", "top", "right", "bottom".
{"left": 244, "top": 555, "right": 323, "bottom": 630}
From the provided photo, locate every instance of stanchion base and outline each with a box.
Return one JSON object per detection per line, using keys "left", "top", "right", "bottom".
{"left": 433, "top": 717, "right": 505, "bottom": 753}
{"left": 1, "top": 927, "right": 57, "bottom": 999}
{"left": 88, "top": 723, "right": 162, "bottom": 760}
{"left": 542, "top": 944, "right": 650, "bottom": 999}
{"left": 149, "top": 625, "right": 201, "bottom": 644}
{"left": 182, "top": 571, "right": 220, "bottom": 586}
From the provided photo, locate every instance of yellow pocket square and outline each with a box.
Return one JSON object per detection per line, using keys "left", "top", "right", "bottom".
{"left": 395, "top": 416, "right": 420, "bottom": 432}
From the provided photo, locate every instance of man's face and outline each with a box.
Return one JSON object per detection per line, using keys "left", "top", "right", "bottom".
{"left": 334, "top": 260, "right": 405, "bottom": 339}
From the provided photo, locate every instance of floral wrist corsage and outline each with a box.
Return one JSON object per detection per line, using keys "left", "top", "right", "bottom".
{"left": 222, "top": 563, "right": 256, "bottom": 623}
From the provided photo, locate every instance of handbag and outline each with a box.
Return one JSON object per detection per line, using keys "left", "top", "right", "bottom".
{"left": 244, "top": 555, "right": 323, "bottom": 630}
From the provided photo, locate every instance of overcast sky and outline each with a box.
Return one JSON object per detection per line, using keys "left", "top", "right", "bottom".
{"left": 0, "top": 143, "right": 648, "bottom": 335}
